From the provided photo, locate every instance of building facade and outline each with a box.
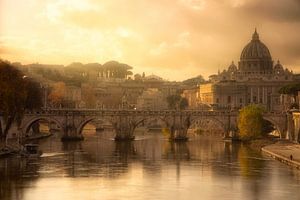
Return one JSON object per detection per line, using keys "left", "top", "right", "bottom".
{"left": 136, "top": 88, "right": 168, "bottom": 110}
{"left": 182, "top": 87, "right": 200, "bottom": 109}
{"left": 200, "top": 29, "right": 295, "bottom": 111}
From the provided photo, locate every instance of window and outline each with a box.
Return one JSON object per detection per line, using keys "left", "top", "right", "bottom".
{"left": 239, "top": 98, "right": 243, "bottom": 103}
{"left": 227, "top": 96, "right": 231, "bottom": 104}
{"left": 253, "top": 96, "right": 257, "bottom": 103}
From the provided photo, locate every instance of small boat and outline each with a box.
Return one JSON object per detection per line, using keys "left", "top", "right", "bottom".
{"left": 24, "top": 132, "right": 53, "bottom": 141}
{"left": 20, "top": 144, "right": 42, "bottom": 158}
{"left": 0, "top": 147, "right": 14, "bottom": 157}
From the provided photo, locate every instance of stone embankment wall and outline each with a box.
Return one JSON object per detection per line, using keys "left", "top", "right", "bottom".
{"left": 262, "top": 142, "right": 300, "bottom": 169}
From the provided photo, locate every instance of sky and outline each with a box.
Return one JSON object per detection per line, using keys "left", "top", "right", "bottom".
{"left": 1, "top": 0, "right": 300, "bottom": 81}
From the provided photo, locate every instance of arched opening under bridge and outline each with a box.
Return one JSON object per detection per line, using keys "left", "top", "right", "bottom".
{"left": 23, "top": 117, "right": 63, "bottom": 139}
{"left": 134, "top": 116, "right": 168, "bottom": 139}
{"left": 77, "top": 118, "right": 114, "bottom": 139}
{"left": 261, "top": 117, "right": 280, "bottom": 137}
{"left": 189, "top": 117, "right": 227, "bottom": 138}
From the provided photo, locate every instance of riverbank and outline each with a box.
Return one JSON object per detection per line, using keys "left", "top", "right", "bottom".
{"left": 262, "top": 140, "right": 300, "bottom": 169}
{"left": 241, "top": 137, "right": 300, "bottom": 170}
{"left": 247, "top": 137, "right": 278, "bottom": 150}
{"left": 0, "top": 132, "right": 53, "bottom": 158}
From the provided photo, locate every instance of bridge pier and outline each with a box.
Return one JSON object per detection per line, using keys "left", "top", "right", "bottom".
{"left": 112, "top": 115, "right": 143, "bottom": 141}
{"left": 224, "top": 129, "right": 238, "bottom": 140}
{"left": 114, "top": 127, "right": 135, "bottom": 141}
{"left": 172, "top": 128, "right": 189, "bottom": 141}
{"left": 61, "top": 124, "right": 84, "bottom": 141}
{"left": 166, "top": 114, "right": 190, "bottom": 141}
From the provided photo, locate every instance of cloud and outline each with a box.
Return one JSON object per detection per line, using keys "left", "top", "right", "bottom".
{"left": 236, "top": 0, "right": 300, "bottom": 22}
{"left": 1, "top": 0, "right": 300, "bottom": 80}
{"left": 180, "top": 0, "right": 206, "bottom": 10}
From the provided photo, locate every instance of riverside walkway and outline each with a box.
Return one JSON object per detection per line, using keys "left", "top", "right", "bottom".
{"left": 262, "top": 141, "right": 300, "bottom": 169}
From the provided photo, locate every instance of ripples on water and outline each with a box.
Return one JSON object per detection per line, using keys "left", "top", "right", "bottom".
{"left": 1, "top": 130, "right": 300, "bottom": 200}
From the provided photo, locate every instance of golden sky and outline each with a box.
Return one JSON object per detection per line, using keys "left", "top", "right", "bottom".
{"left": 1, "top": 0, "right": 300, "bottom": 80}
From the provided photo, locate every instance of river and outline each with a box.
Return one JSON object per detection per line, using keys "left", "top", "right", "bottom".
{"left": 0, "top": 129, "right": 300, "bottom": 200}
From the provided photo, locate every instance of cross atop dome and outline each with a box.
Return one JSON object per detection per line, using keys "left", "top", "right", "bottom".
{"left": 252, "top": 28, "right": 259, "bottom": 41}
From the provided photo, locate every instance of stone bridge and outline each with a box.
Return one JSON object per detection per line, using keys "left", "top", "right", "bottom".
{"left": 11, "top": 109, "right": 289, "bottom": 141}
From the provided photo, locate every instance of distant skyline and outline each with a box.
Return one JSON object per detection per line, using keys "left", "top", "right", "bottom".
{"left": 1, "top": 0, "right": 300, "bottom": 81}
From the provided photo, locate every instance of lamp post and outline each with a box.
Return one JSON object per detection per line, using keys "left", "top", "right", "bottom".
{"left": 40, "top": 84, "right": 48, "bottom": 110}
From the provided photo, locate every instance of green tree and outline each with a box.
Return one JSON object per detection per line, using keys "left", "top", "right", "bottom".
{"left": 0, "top": 61, "right": 42, "bottom": 139}
{"left": 279, "top": 83, "right": 300, "bottom": 109}
{"left": 166, "top": 95, "right": 189, "bottom": 110}
{"left": 182, "top": 75, "right": 205, "bottom": 86}
{"left": 48, "top": 82, "right": 66, "bottom": 108}
{"left": 279, "top": 83, "right": 300, "bottom": 96}
{"left": 167, "top": 95, "right": 181, "bottom": 109}
{"left": 103, "top": 61, "right": 133, "bottom": 79}
{"left": 179, "top": 97, "right": 189, "bottom": 110}
{"left": 238, "top": 104, "right": 265, "bottom": 140}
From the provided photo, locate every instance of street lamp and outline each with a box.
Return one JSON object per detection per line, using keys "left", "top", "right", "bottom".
{"left": 40, "top": 83, "right": 48, "bottom": 110}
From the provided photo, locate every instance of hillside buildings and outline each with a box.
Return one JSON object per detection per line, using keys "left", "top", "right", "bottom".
{"left": 13, "top": 29, "right": 299, "bottom": 111}
{"left": 136, "top": 88, "right": 168, "bottom": 110}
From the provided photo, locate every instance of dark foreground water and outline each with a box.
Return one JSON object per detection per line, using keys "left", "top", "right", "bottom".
{"left": 1, "top": 130, "right": 300, "bottom": 200}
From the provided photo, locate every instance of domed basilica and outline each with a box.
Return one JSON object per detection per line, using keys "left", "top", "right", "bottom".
{"left": 200, "top": 29, "right": 296, "bottom": 111}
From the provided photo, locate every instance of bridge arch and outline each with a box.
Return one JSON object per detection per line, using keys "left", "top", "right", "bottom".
{"left": 77, "top": 117, "right": 113, "bottom": 135}
{"left": 190, "top": 116, "right": 227, "bottom": 130}
{"left": 137, "top": 116, "right": 168, "bottom": 129}
{"left": 22, "top": 117, "right": 64, "bottom": 135}
{"left": 262, "top": 116, "right": 285, "bottom": 137}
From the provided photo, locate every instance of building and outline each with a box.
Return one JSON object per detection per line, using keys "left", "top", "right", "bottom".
{"left": 136, "top": 88, "right": 168, "bottom": 110}
{"left": 182, "top": 87, "right": 200, "bottom": 109}
{"left": 200, "top": 29, "right": 295, "bottom": 111}
{"left": 64, "top": 85, "right": 82, "bottom": 108}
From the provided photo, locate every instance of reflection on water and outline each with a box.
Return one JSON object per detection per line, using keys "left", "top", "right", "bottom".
{"left": 1, "top": 130, "right": 300, "bottom": 200}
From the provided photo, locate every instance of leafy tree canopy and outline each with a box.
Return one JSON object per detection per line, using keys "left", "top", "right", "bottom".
{"left": 238, "top": 104, "right": 266, "bottom": 140}
{"left": 279, "top": 83, "right": 300, "bottom": 96}
{"left": 166, "top": 94, "right": 189, "bottom": 110}
{"left": 182, "top": 75, "right": 205, "bottom": 86}
{"left": 0, "top": 61, "right": 43, "bottom": 138}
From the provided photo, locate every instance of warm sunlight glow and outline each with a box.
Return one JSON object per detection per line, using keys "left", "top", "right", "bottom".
{"left": 1, "top": 0, "right": 300, "bottom": 80}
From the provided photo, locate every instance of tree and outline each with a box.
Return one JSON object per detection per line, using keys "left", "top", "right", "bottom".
{"left": 179, "top": 97, "right": 189, "bottom": 110}
{"left": 81, "top": 84, "right": 97, "bottom": 108}
{"left": 24, "top": 79, "right": 43, "bottom": 110}
{"left": 166, "top": 95, "right": 189, "bottom": 110}
{"left": 167, "top": 95, "right": 181, "bottom": 109}
{"left": 103, "top": 61, "right": 133, "bottom": 79}
{"left": 134, "top": 73, "right": 142, "bottom": 81}
{"left": 0, "top": 61, "right": 43, "bottom": 139}
{"left": 182, "top": 75, "right": 205, "bottom": 86}
{"left": 279, "top": 83, "right": 300, "bottom": 108}
{"left": 279, "top": 83, "right": 300, "bottom": 96}
{"left": 238, "top": 104, "right": 265, "bottom": 140}
{"left": 48, "top": 82, "right": 66, "bottom": 108}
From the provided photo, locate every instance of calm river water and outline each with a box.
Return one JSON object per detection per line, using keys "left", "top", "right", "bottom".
{"left": 1, "top": 130, "right": 300, "bottom": 200}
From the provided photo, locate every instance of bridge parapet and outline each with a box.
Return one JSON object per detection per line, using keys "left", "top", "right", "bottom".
{"left": 25, "top": 109, "right": 238, "bottom": 117}
{"left": 20, "top": 109, "right": 288, "bottom": 141}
